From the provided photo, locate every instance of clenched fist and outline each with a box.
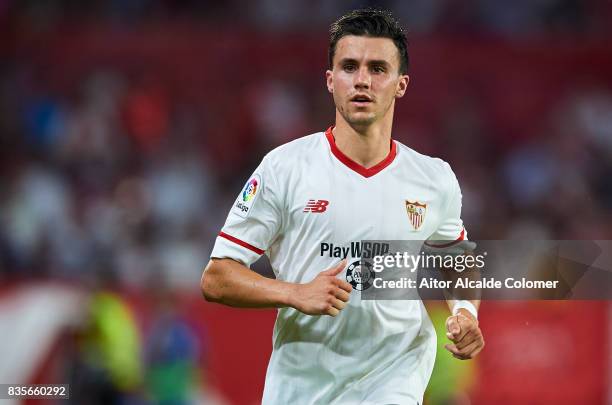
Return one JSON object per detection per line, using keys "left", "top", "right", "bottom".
{"left": 444, "top": 309, "right": 485, "bottom": 360}
{"left": 291, "top": 260, "right": 352, "bottom": 316}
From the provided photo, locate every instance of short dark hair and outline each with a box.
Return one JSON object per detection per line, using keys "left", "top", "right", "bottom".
{"left": 329, "top": 8, "right": 409, "bottom": 75}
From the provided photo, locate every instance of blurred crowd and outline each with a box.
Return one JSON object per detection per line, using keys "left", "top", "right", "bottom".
{"left": 0, "top": 66, "right": 216, "bottom": 288}
{"left": 2, "top": 0, "right": 612, "bottom": 37}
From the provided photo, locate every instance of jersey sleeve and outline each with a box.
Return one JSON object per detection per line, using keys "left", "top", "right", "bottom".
{"left": 426, "top": 162, "right": 467, "bottom": 247}
{"left": 210, "top": 155, "right": 283, "bottom": 266}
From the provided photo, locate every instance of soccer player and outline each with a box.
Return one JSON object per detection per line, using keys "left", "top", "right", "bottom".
{"left": 201, "top": 8, "right": 484, "bottom": 405}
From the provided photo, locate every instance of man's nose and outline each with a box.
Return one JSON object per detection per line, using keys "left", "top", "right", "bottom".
{"left": 354, "top": 66, "right": 371, "bottom": 89}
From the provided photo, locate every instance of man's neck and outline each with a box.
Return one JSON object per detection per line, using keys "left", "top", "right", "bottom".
{"left": 332, "top": 116, "right": 393, "bottom": 168}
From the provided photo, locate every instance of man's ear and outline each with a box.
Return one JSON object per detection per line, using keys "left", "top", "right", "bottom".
{"left": 326, "top": 70, "right": 333, "bottom": 93}
{"left": 395, "top": 74, "right": 410, "bottom": 98}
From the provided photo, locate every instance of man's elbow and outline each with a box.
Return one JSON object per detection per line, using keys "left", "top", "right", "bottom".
{"left": 200, "top": 260, "right": 223, "bottom": 303}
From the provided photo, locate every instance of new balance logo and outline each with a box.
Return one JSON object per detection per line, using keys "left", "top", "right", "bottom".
{"left": 303, "top": 199, "right": 329, "bottom": 213}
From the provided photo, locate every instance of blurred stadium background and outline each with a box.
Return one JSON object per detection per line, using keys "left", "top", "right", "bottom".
{"left": 0, "top": 0, "right": 611, "bottom": 404}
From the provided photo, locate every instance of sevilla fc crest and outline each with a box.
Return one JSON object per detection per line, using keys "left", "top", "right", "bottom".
{"left": 405, "top": 201, "right": 426, "bottom": 230}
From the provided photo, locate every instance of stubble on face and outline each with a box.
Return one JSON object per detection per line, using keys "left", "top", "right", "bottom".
{"left": 336, "top": 90, "right": 395, "bottom": 129}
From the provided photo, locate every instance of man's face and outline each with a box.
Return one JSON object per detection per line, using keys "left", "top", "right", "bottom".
{"left": 326, "top": 35, "right": 409, "bottom": 128}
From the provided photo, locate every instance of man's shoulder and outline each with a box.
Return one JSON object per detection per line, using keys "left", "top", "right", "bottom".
{"left": 263, "top": 131, "right": 325, "bottom": 166}
{"left": 395, "top": 140, "right": 455, "bottom": 180}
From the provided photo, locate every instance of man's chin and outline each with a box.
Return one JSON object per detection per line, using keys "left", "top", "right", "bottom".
{"left": 345, "top": 112, "right": 376, "bottom": 127}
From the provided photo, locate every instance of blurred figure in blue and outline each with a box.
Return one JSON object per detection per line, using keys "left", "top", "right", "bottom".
{"left": 145, "top": 283, "right": 205, "bottom": 405}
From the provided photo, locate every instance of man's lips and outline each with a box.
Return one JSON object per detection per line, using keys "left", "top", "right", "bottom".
{"left": 350, "top": 94, "right": 373, "bottom": 102}
{"left": 351, "top": 101, "right": 373, "bottom": 108}
{"left": 350, "top": 94, "right": 374, "bottom": 107}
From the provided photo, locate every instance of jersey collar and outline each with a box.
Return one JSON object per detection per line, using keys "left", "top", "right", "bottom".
{"left": 325, "top": 126, "right": 397, "bottom": 178}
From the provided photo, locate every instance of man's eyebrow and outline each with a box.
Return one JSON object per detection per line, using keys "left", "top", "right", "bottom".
{"left": 367, "top": 60, "right": 390, "bottom": 67}
{"left": 338, "top": 58, "right": 358, "bottom": 65}
{"left": 337, "top": 58, "right": 391, "bottom": 67}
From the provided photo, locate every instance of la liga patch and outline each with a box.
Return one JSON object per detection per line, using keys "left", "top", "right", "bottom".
{"left": 233, "top": 174, "right": 261, "bottom": 218}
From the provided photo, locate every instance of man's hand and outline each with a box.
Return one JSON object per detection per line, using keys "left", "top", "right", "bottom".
{"left": 444, "top": 308, "right": 485, "bottom": 360}
{"left": 290, "top": 260, "right": 352, "bottom": 316}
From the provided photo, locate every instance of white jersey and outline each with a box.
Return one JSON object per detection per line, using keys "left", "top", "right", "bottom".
{"left": 210, "top": 127, "right": 467, "bottom": 405}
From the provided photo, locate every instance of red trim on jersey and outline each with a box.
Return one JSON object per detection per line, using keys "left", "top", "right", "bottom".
{"left": 219, "top": 232, "right": 265, "bottom": 255}
{"left": 424, "top": 228, "right": 466, "bottom": 248}
{"left": 325, "top": 126, "right": 397, "bottom": 178}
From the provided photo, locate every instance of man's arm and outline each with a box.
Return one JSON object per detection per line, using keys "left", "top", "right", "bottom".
{"left": 427, "top": 163, "right": 484, "bottom": 359}
{"left": 201, "top": 258, "right": 352, "bottom": 316}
